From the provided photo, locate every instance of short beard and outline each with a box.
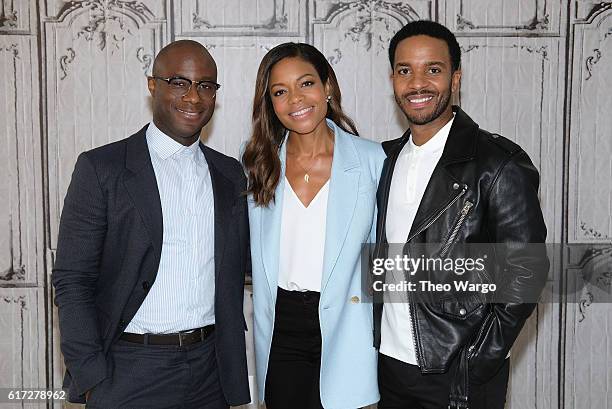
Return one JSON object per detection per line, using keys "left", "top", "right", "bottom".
{"left": 396, "top": 90, "right": 451, "bottom": 126}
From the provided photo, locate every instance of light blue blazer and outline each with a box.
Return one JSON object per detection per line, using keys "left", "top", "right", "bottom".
{"left": 248, "top": 119, "right": 386, "bottom": 409}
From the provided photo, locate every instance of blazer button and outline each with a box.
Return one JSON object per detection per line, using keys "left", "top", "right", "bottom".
{"left": 351, "top": 296, "right": 360, "bottom": 304}
{"left": 459, "top": 308, "right": 467, "bottom": 316}
{"left": 142, "top": 281, "right": 150, "bottom": 292}
{"left": 453, "top": 182, "right": 460, "bottom": 190}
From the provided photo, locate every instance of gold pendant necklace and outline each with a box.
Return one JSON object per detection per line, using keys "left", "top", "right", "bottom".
{"left": 295, "top": 157, "right": 316, "bottom": 183}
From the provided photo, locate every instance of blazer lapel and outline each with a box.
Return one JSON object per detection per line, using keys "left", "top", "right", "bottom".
{"left": 260, "top": 141, "right": 287, "bottom": 296}
{"left": 123, "top": 126, "right": 163, "bottom": 262}
{"left": 202, "top": 145, "right": 235, "bottom": 284}
{"left": 321, "top": 123, "right": 360, "bottom": 294}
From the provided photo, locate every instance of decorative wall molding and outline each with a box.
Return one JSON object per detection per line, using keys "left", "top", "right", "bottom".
{"left": 444, "top": 0, "right": 560, "bottom": 35}
{"left": 0, "top": 9, "right": 17, "bottom": 28}
{"left": 136, "top": 46, "right": 153, "bottom": 74}
{"left": 176, "top": 0, "right": 302, "bottom": 36}
{"left": 313, "top": 0, "right": 421, "bottom": 55}
{"left": 59, "top": 47, "right": 75, "bottom": 80}
{"left": 55, "top": 0, "right": 154, "bottom": 25}
{"left": 456, "top": 12, "right": 549, "bottom": 31}
{"left": 580, "top": 221, "right": 610, "bottom": 239}
{"left": 568, "top": 9, "right": 612, "bottom": 243}
{"left": 0, "top": 266, "right": 25, "bottom": 283}
{"left": 575, "top": 1, "right": 612, "bottom": 23}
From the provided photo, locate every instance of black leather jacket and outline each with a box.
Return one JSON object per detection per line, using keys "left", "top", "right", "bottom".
{"left": 373, "top": 106, "right": 548, "bottom": 405}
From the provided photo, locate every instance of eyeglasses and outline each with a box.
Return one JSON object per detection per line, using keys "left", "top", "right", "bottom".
{"left": 150, "top": 76, "right": 221, "bottom": 99}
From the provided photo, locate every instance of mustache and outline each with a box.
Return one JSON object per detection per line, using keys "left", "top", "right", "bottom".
{"left": 401, "top": 89, "right": 438, "bottom": 99}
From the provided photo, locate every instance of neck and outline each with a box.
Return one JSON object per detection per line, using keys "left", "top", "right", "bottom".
{"left": 152, "top": 120, "right": 200, "bottom": 147}
{"left": 286, "top": 122, "right": 334, "bottom": 156}
{"left": 409, "top": 108, "right": 454, "bottom": 146}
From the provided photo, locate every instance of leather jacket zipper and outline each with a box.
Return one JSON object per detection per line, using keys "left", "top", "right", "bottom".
{"left": 406, "top": 184, "right": 468, "bottom": 368}
{"left": 439, "top": 200, "right": 474, "bottom": 258}
{"left": 406, "top": 184, "right": 468, "bottom": 243}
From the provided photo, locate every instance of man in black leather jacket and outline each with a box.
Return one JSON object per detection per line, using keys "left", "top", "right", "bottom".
{"left": 373, "top": 21, "right": 549, "bottom": 409}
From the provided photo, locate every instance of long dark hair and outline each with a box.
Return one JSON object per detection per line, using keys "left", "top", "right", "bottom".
{"left": 242, "top": 42, "right": 358, "bottom": 207}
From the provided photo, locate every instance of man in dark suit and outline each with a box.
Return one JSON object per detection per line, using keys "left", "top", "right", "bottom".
{"left": 53, "top": 40, "right": 250, "bottom": 409}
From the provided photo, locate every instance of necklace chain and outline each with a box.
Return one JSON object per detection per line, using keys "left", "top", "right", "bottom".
{"left": 294, "top": 156, "right": 316, "bottom": 183}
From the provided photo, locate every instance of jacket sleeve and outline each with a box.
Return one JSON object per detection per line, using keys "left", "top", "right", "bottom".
{"left": 468, "top": 150, "right": 549, "bottom": 384}
{"left": 52, "top": 153, "right": 109, "bottom": 395}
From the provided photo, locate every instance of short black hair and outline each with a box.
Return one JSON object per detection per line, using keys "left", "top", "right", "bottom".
{"left": 388, "top": 20, "right": 461, "bottom": 71}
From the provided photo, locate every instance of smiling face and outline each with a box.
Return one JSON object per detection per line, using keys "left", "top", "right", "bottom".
{"left": 268, "top": 57, "right": 330, "bottom": 137}
{"left": 148, "top": 43, "right": 217, "bottom": 145}
{"left": 392, "top": 35, "right": 461, "bottom": 131}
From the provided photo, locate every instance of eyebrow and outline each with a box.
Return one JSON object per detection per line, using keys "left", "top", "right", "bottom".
{"left": 269, "top": 73, "right": 316, "bottom": 88}
{"left": 395, "top": 61, "right": 448, "bottom": 68}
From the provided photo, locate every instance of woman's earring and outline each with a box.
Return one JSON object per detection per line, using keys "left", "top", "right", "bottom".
{"left": 326, "top": 95, "right": 331, "bottom": 103}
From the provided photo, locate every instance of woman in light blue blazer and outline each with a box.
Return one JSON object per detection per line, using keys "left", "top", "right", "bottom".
{"left": 242, "top": 43, "right": 385, "bottom": 409}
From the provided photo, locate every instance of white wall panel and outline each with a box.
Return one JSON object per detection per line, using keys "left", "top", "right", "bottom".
{"left": 175, "top": 0, "right": 304, "bottom": 37}
{"left": 0, "top": 36, "right": 44, "bottom": 286}
{"left": 42, "top": 0, "right": 167, "bottom": 250}
{"left": 458, "top": 37, "right": 565, "bottom": 244}
{"left": 442, "top": 0, "right": 562, "bottom": 35}
{"left": 568, "top": 7, "right": 612, "bottom": 243}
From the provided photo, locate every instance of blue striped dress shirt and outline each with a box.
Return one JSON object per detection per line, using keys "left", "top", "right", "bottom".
{"left": 125, "top": 122, "right": 216, "bottom": 334}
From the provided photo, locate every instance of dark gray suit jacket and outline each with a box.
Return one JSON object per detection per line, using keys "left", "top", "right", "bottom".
{"left": 52, "top": 125, "right": 250, "bottom": 405}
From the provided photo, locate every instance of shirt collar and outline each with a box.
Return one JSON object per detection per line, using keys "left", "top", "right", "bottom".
{"left": 408, "top": 114, "right": 455, "bottom": 155}
{"left": 146, "top": 121, "right": 202, "bottom": 161}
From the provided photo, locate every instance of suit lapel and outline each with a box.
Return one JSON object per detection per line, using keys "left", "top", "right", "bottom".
{"left": 123, "top": 126, "right": 163, "bottom": 262}
{"left": 321, "top": 124, "right": 360, "bottom": 294}
{"left": 202, "top": 145, "right": 235, "bottom": 284}
{"left": 260, "top": 141, "right": 286, "bottom": 296}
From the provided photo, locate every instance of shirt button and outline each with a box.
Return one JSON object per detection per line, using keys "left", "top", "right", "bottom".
{"left": 351, "top": 296, "right": 360, "bottom": 304}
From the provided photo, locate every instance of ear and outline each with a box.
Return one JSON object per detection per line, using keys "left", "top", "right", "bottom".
{"left": 324, "top": 81, "right": 332, "bottom": 97}
{"left": 147, "top": 76, "right": 156, "bottom": 96}
{"left": 451, "top": 69, "right": 462, "bottom": 94}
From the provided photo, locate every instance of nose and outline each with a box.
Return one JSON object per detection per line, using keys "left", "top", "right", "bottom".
{"left": 407, "top": 71, "right": 428, "bottom": 90}
{"left": 288, "top": 88, "right": 304, "bottom": 104}
{"left": 182, "top": 82, "right": 201, "bottom": 103}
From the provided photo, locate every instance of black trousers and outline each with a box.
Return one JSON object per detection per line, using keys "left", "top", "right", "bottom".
{"left": 86, "top": 333, "right": 227, "bottom": 409}
{"left": 378, "top": 353, "right": 510, "bottom": 409}
{"left": 265, "top": 287, "right": 324, "bottom": 409}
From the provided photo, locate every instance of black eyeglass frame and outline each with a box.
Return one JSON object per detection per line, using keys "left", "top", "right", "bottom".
{"left": 149, "top": 75, "right": 221, "bottom": 97}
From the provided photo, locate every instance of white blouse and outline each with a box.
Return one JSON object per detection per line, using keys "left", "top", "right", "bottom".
{"left": 278, "top": 177, "right": 330, "bottom": 292}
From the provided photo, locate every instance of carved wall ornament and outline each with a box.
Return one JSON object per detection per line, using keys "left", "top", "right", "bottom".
{"left": 578, "top": 291, "right": 593, "bottom": 322}
{"left": 136, "top": 47, "right": 153, "bottom": 74}
{"left": 460, "top": 44, "right": 480, "bottom": 54}
{"left": 514, "top": 44, "right": 549, "bottom": 60}
{"left": 580, "top": 1, "right": 612, "bottom": 23}
{"left": 579, "top": 221, "right": 610, "bottom": 239}
{"left": 0, "top": 43, "right": 19, "bottom": 58}
{"left": 0, "top": 8, "right": 17, "bottom": 28}
{"left": 456, "top": 12, "right": 549, "bottom": 31}
{"left": 192, "top": 0, "right": 288, "bottom": 31}
{"left": 327, "top": 48, "right": 343, "bottom": 65}
{"left": 59, "top": 47, "right": 76, "bottom": 80}
{"left": 56, "top": 0, "right": 154, "bottom": 51}
{"left": 317, "top": 1, "right": 419, "bottom": 54}
{"left": 585, "top": 48, "right": 602, "bottom": 80}
{"left": 0, "top": 265, "right": 25, "bottom": 282}
{"left": 1, "top": 295, "right": 26, "bottom": 308}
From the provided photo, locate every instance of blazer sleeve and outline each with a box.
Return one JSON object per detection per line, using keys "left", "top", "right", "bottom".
{"left": 52, "top": 153, "right": 109, "bottom": 396}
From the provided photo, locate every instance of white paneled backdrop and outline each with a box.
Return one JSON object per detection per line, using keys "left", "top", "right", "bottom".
{"left": 0, "top": 0, "right": 611, "bottom": 408}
